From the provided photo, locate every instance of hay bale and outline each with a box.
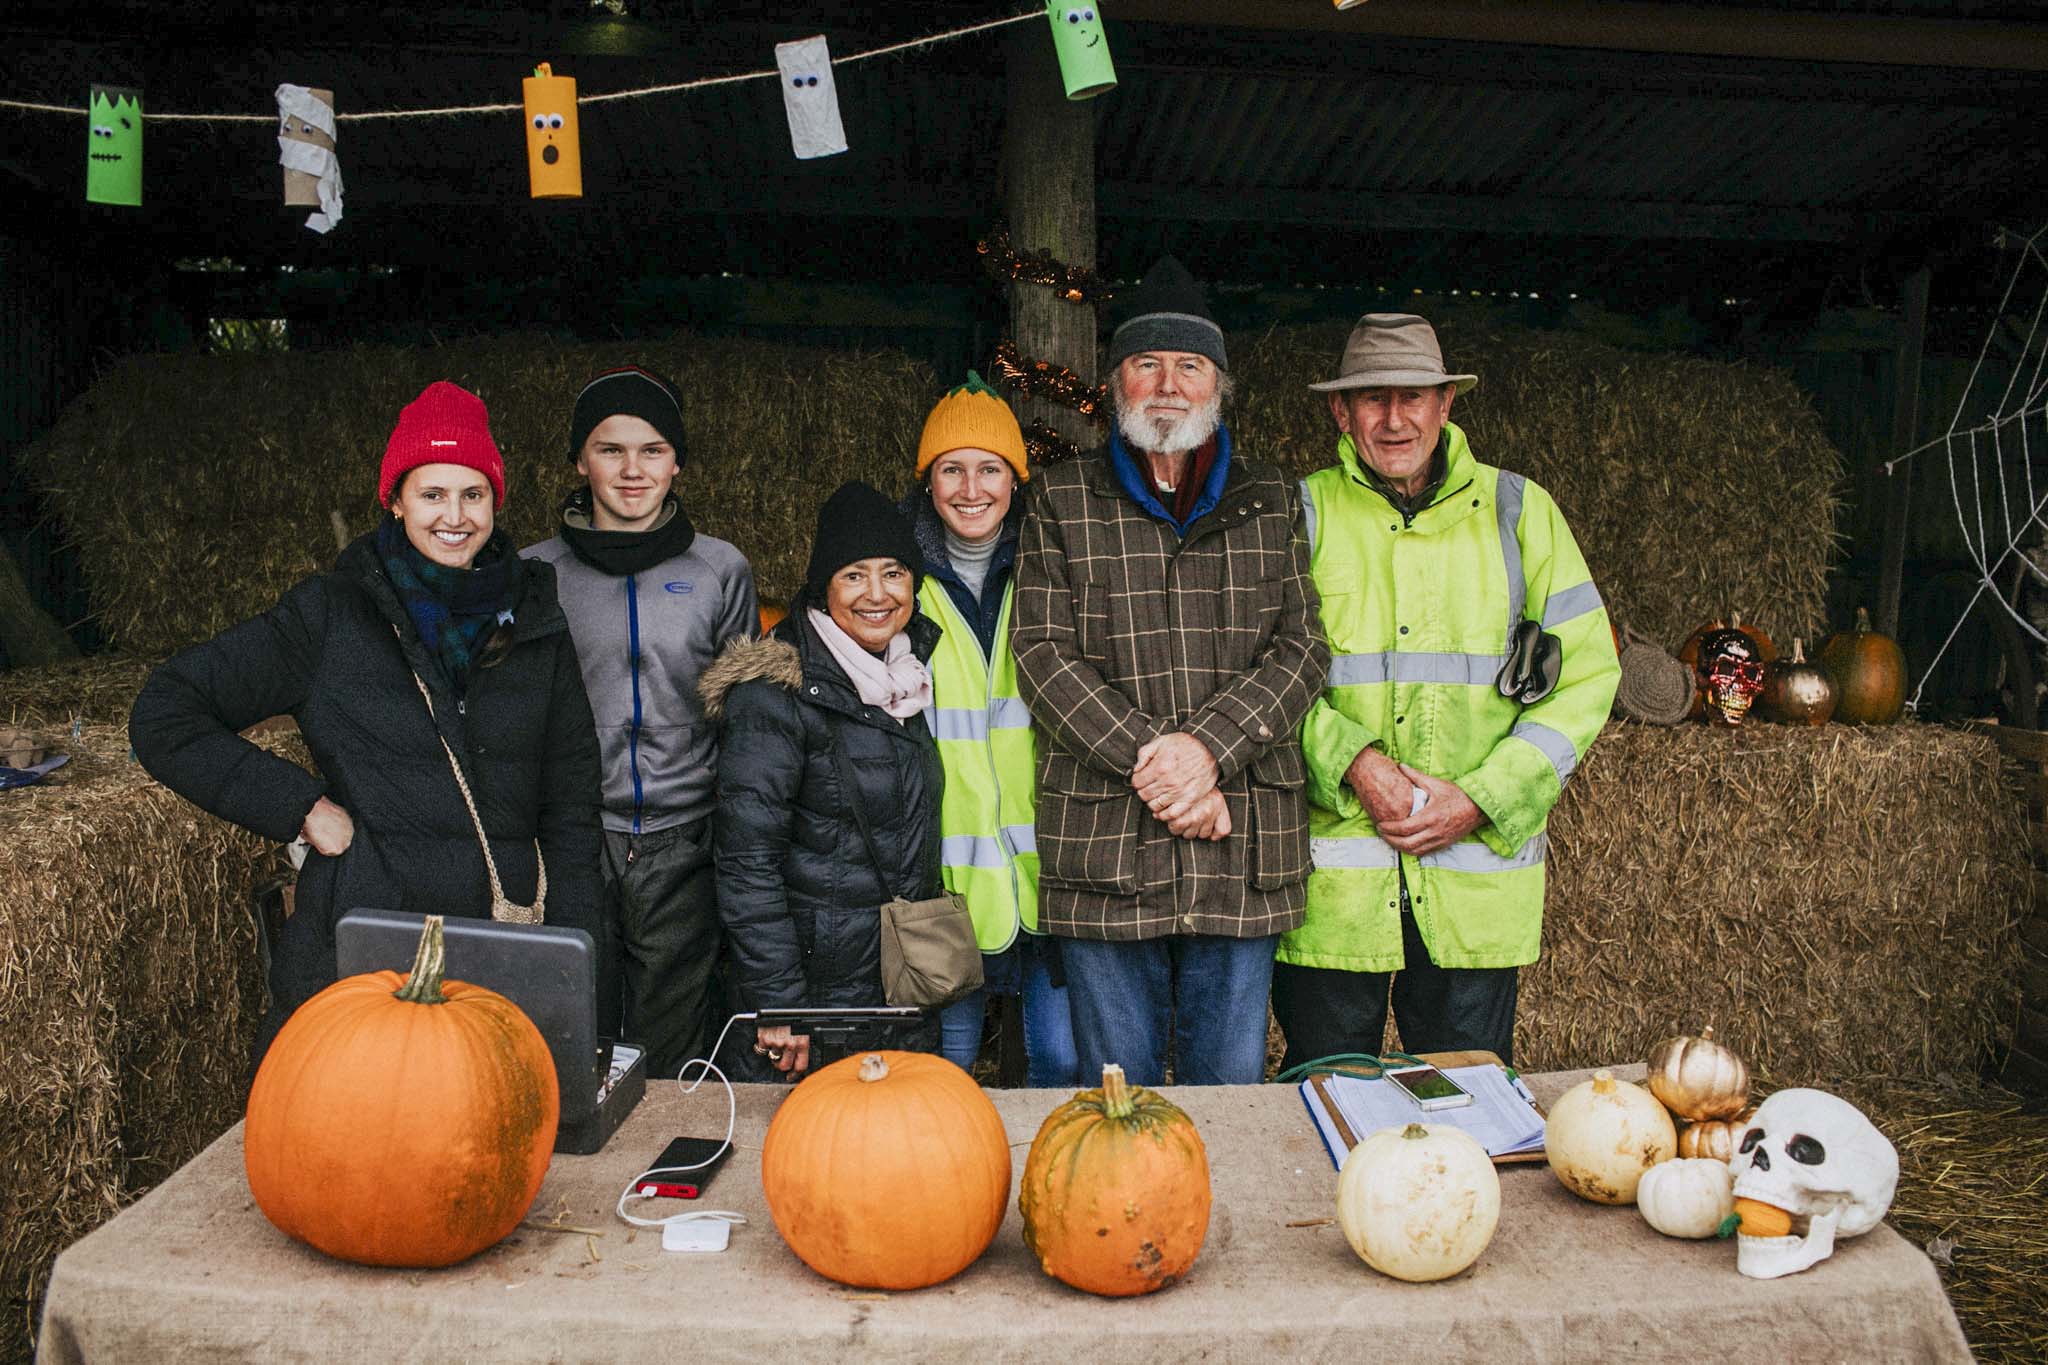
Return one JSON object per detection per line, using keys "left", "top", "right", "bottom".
{"left": 1525, "top": 721, "right": 2030, "bottom": 1081}
{"left": 0, "top": 724, "right": 284, "bottom": 1363}
{"left": 2, "top": 655, "right": 159, "bottom": 729}
{"left": 19, "top": 321, "right": 1838, "bottom": 656}
{"left": 16, "top": 335, "right": 936, "bottom": 656}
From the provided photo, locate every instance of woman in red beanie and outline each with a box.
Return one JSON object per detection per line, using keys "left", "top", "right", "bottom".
{"left": 132, "top": 381, "right": 607, "bottom": 1066}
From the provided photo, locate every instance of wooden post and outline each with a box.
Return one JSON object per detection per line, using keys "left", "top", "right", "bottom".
{"left": 1875, "top": 266, "right": 1931, "bottom": 641}
{"left": 1002, "top": 28, "right": 1099, "bottom": 456}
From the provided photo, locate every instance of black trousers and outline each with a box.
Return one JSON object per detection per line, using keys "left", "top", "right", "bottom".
{"left": 603, "top": 818, "right": 721, "bottom": 1081}
{"left": 1272, "top": 912, "right": 1519, "bottom": 1072}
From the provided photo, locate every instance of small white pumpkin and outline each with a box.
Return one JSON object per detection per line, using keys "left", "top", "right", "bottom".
{"left": 1336, "top": 1122, "right": 1501, "bottom": 1283}
{"left": 1637, "top": 1158, "right": 1735, "bottom": 1239}
{"left": 1545, "top": 1069, "right": 1677, "bottom": 1206}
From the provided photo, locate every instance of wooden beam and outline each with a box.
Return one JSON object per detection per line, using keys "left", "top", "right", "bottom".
{"left": 1875, "top": 265, "right": 1931, "bottom": 641}
{"left": 1003, "top": 26, "right": 1100, "bottom": 456}
{"left": 1113, "top": 0, "right": 2048, "bottom": 73}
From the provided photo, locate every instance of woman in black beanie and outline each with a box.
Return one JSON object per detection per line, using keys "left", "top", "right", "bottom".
{"left": 698, "top": 481, "right": 944, "bottom": 1077}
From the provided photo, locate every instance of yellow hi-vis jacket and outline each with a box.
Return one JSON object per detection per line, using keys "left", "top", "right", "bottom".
{"left": 919, "top": 575, "right": 1041, "bottom": 951}
{"left": 1280, "top": 422, "right": 1619, "bottom": 973}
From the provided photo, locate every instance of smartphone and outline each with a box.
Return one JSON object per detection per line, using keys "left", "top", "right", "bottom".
{"left": 633, "top": 1136, "right": 731, "bottom": 1199}
{"left": 1385, "top": 1063, "right": 1475, "bottom": 1111}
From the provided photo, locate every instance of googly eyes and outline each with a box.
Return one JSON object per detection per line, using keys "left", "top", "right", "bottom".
{"left": 1083, "top": 7, "right": 1096, "bottom": 18}
{"left": 791, "top": 75, "right": 819, "bottom": 87}
{"left": 1065, "top": 9, "right": 1082, "bottom": 22}
{"left": 92, "top": 125, "right": 114, "bottom": 138}
{"left": 548, "top": 113, "right": 564, "bottom": 128}
{"left": 532, "top": 114, "right": 545, "bottom": 129}
{"left": 532, "top": 112, "right": 565, "bottom": 130}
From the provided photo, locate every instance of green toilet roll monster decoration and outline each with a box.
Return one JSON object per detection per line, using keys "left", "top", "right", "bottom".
{"left": 87, "top": 85, "right": 143, "bottom": 206}
{"left": 1045, "top": 3, "right": 1115, "bottom": 100}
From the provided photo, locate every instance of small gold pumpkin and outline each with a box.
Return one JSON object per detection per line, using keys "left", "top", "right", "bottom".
{"left": 1646, "top": 1025, "right": 1751, "bottom": 1121}
{"left": 1676, "top": 1106, "right": 1759, "bottom": 1162}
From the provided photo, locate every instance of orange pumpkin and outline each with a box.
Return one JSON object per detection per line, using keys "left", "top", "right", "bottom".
{"left": 758, "top": 597, "right": 788, "bottom": 634}
{"left": 244, "top": 915, "right": 558, "bottom": 1267}
{"left": 762, "top": 1051, "right": 1009, "bottom": 1289}
{"left": 1018, "top": 1063, "right": 1212, "bottom": 1296}
{"left": 1820, "top": 607, "right": 1907, "bottom": 725}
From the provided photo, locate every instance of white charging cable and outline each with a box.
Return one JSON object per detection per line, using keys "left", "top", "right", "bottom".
{"left": 613, "top": 1015, "right": 754, "bottom": 1235}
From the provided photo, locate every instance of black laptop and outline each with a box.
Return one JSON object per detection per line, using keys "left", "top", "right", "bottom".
{"left": 334, "top": 908, "right": 644, "bottom": 1154}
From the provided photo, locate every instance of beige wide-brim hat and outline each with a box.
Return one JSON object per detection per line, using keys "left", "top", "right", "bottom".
{"left": 1307, "top": 312, "right": 1478, "bottom": 394}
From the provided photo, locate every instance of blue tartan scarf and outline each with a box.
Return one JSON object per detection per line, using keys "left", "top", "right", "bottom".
{"left": 376, "top": 516, "right": 523, "bottom": 693}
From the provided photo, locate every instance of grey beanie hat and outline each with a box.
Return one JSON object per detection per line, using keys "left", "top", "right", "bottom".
{"left": 1106, "top": 256, "right": 1227, "bottom": 371}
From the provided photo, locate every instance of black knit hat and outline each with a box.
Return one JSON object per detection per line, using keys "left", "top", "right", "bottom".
{"left": 804, "top": 481, "right": 924, "bottom": 601}
{"left": 1106, "top": 255, "right": 1227, "bottom": 372}
{"left": 567, "top": 366, "right": 688, "bottom": 467}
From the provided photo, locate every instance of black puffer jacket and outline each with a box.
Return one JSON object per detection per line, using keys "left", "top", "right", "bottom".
{"left": 700, "top": 602, "right": 944, "bottom": 1071}
{"left": 131, "top": 532, "right": 605, "bottom": 1059}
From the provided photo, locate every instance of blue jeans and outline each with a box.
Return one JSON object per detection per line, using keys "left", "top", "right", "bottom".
{"left": 1061, "top": 933, "right": 1278, "bottom": 1087}
{"left": 939, "top": 937, "right": 1080, "bottom": 1087}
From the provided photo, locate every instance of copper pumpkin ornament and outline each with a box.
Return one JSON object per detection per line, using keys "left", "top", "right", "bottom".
{"left": 1646, "top": 1025, "right": 1751, "bottom": 1121}
{"left": 1760, "top": 638, "right": 1835, "bottom": 725}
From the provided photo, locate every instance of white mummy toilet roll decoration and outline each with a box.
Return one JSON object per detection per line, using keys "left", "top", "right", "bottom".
{"left": 276, "top": 84, "right": 342, "bottom": 233}
{"left": 775, "top": 36, "right": 847, "bottom": 160}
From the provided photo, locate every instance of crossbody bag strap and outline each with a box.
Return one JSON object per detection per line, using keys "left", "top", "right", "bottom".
{"left": 394, "top": 627, "right": 546, "bottom": 923}
{"left": 826, "top": 725, "right": 902, "bottom": 901}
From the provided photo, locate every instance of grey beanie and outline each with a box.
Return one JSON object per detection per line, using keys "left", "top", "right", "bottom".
{"left": 1106, "top": 256, "right": 1227, "bottom": 372}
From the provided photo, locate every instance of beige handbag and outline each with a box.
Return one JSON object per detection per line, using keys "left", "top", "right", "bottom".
{"left": 403, "top": 659, "right": 546, "bottom": 925}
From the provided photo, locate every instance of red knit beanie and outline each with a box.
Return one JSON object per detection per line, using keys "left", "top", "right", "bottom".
{"left": 378, "top": 381, "right": 506, "bottom": 508}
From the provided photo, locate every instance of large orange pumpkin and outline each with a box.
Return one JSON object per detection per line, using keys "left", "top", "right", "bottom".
{"left": 1820, "top": 606, "right": 1907, "bottom": 724}
{"left": 244, "top": 915, "right": 559, "bottom": 1267}
{"left": 761, "top": 1051, "right": 1009, "bottom": 1289}
{"left": 1018, "top": 1063, "right": 1212, "bottom": 1296}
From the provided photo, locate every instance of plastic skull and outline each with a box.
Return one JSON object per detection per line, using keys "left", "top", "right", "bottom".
{"left": 1727, "top": 1088, "right": 1898, "bottom": 1279}
{"left": 1697, "top": 627, "right": 1766, "bottom": 725}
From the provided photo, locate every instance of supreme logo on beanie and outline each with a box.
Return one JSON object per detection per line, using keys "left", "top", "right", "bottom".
{"left": 567, "top": 365, "right": 688, "bottom": 467}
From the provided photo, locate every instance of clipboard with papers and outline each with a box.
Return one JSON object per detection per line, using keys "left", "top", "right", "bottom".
{"left": 1297, "top": 1051, "right": 1548, "bottom": 1170}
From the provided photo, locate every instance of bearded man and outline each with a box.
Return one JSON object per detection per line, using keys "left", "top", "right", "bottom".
{"left": 1012, "top": 257, "right": 1328, "bottom": 1086}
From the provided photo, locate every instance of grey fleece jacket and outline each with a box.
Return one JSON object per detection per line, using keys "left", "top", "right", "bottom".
{"left": 523, "top": 529, "right": 757, "bottom": 834}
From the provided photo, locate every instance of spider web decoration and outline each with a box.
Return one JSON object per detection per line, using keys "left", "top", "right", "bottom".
{"left": 1885, "top": 223, "right": 2048, "bottom": 713}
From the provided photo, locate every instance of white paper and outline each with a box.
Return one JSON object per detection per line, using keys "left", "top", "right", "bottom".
{"left": 775, "top": 35, "right": 847, "bottom": 159}
{"left": 275, "top": 83, "right": 342, "bottom": 233}
{"left": 1319, "top": 1065, "right": 1545, "bottom": 1161}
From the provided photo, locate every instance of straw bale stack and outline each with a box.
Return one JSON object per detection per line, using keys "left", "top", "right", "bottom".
{"left": 3, "top": 655, "right": 159, "bottom": 728}
{"left": 1229, "top": 317, "right": 1841, "bottom": 648}
{"left": 0, "top": 722, "right": 287, "bottom": 1363}
{"left": 1522, "top": 720, "right": 2030, "bottom": 1080}
{"left": 19, "top": 321, "right": 1837, "bottom": 656}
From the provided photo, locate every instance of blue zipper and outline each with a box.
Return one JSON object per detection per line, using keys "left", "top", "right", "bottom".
{"left": 626, "top": 574, "right": 645, "bottom": 834}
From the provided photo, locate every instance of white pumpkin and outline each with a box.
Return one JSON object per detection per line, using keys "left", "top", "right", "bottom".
{"left": 1637, "top": 1158, "right": 1735, "bottom": 1239}
{"left": 1545, "top": 1069, "right": 1677, "bottom": 1206}
{"left": 1336, "top": 1122, "right": 1501, "bottom": 1283}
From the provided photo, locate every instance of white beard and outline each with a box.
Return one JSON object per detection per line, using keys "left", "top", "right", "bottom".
{"left": 1117, "top": 390, "right": 1222, "bottom": 458}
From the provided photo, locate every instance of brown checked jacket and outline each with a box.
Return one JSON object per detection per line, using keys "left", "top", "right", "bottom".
{"left": 1013, "top": 440, "right": 1329, "bottom": 941}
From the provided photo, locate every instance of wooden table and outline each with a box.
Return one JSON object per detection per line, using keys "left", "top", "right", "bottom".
{"left": 35, "top": 1066, "right": 1970, "bottom": 1363}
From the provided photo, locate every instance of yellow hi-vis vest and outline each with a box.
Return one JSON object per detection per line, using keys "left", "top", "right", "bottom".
{"left": 1280, "top": 422, "right": 1619, "bottom": 973}
{"left": 919, "top": 575, "right": 1041, "bottom": 950}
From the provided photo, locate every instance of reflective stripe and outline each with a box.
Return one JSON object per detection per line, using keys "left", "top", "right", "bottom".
{"left": 1541, "top": 580, "right": 1603, "bottom": 630}
{"left": 1511, "top": 721, "right": 1579, "bottom": 785}
{"left": 929, "top": 696, "right": 1034, "bottom": 742}
{"left": 1002, "top": 823, "right": 1038, "bottom": 855}
{"left": 1300, "top": 478, "right": 1318, "bottom": 558}
{"left": 1310, "top": 836, "right": 1400, "bottom": 870}
{"left": 1328, "top": 650, "right": 1506, "bottom": 687}
{"left": 929, "top": 707, "right": 986, "bottom": 742}
{"left": 1311, "top": 832, "right": 1548, "bottom": 874}
{"left": 941, "top": 834, "right": 1014, "bottom": 870}
{"left": 988, "top": 695, "right": 1033, "bottom": 731}
{"left": 1495, "top": 470, "right": 1526, "bottom": 643}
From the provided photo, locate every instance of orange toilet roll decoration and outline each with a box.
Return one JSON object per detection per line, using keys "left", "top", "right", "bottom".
{"left": 522, "top": 63, "right": 581, "bottom": 200}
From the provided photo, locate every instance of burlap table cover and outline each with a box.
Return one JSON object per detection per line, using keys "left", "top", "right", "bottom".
{"left": 36, "top": 1065, "right": 1969, "bottom": 1363}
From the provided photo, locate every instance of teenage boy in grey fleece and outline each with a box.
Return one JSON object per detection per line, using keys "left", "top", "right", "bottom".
{"left": 524, "top": 366, "right": 756, "bottom": 1078}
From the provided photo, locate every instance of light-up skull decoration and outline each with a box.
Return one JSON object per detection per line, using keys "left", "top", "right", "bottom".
{"left": 1696, "top": 627, "right": 1766, "bottom": 726}
{"left": 1727, "top": 1089, "right": 1898, "bottom": 1279}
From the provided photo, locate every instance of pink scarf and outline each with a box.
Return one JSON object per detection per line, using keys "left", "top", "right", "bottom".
{"left": 807, "top": 608, "right": 932, "bottom": 722}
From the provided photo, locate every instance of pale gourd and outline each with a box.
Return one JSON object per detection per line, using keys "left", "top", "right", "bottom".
{"left": 1336, "top": 1123, "right": 1500, "bottom": 1283}
{"left": 1637, "top": 1158, "right": 1735, "bottom": 1239}
{"left": 1545, "top": 1069, "right": 1677, "bottom": 1205}
{"left": 1646, "top": 1026, "right": 1751, "bottom": 1121}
